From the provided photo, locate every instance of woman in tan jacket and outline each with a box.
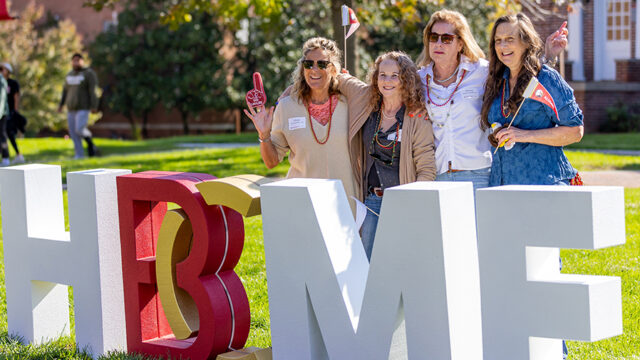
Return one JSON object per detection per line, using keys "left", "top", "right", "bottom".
{"left": 339, "top": 51, "right": 436, "bottom": 260}
{"left": 244, "top": 37, "right": 358, "bottom": 210}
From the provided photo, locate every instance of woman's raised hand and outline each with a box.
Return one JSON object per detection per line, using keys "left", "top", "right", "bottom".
{"left": 545, "top": 21, "right": 568, "bottom": 60}
{"left": 244, "top": 97, "right": 275, "bottom": 140}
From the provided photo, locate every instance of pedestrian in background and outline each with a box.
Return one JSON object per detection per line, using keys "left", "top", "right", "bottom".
{"left": 1, "top": 63, "right": 25, "bottom": 164}
{"left": 0, "top": 62, "right": 9, "bottom": 166}
{"left": 58, "top": 53, "right": 100, "bottom": 159}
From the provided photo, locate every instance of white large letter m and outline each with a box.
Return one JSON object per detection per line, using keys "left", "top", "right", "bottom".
{"left": 261, "top": 179, "right": 483, "bottom": 360}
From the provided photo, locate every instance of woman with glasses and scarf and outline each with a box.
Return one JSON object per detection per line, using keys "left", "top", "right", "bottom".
{"left": 337, "top": 51, "right": 436, "bottom": 261}
{"left": 244, "top": 37, "right": 358, "bottom": 210}
{"left": 416, "top": 9, "right": 568, "bottom": 191}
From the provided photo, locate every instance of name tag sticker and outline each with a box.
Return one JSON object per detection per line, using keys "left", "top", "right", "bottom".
{"left": 388, "top": 129, "right": 402, "bottom": 142}
{"left": 288, "top": 117, "right": 307, "bottom": 130}
{"left": 462, "top": 89, "right": 480, "bottom": 99}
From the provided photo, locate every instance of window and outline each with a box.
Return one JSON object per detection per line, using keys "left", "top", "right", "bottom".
{"left": 607, "top": 0, "right": 631, "bottom": 40}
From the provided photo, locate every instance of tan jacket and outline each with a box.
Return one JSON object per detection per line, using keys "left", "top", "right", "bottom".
{"left": 338, "top": 74, "right": 437, "bottom": 200}
{"left": 271, "top": 94, "right": 358, "bottom": 210}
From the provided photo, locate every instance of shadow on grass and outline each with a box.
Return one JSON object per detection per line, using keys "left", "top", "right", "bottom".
{"left": 0, "top": 331, "right": 170, "bottom": 359}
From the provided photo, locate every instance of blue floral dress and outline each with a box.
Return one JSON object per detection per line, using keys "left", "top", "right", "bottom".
{"left": 488, "top": 65, "right": 583, "bottom": 186}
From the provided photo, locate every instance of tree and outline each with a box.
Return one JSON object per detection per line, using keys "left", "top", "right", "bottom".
{"left": 90, "top": 0, "right": 230, "bottom": 136}
{"left": 0, "top": 2, "right": 84, "bottom": 132}
{"left": 91, "top": 0, "right": 165, "bottom": 138}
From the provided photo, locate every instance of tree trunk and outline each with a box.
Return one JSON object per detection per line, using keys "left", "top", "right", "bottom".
{"left": 126, "top": 114, "right": 141, "bottom": 140}
{"left": 142, "top": 111, "right": 149, "bottom": 138}
{"left": 331, "top": 0, "right": 358, "bottom": 76}
{"left": 180, "top": 110, "right": 190, "bottom": 135}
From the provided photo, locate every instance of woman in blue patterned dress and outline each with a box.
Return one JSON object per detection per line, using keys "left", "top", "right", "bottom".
{"left": 481, "top": 13, "right": 583, "bottom": 186}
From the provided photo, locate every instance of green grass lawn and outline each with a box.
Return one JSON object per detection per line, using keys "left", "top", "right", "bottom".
{"left": 567, "top": 132, "right": 640, "bottom": 151}
{"left": 0, "top": 134, "right": 639, "bottom": 359}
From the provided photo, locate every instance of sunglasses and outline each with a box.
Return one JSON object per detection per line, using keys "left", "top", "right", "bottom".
{"left": 302, "top": 60, "right": 332, "bottom": 70}
{"left": 428, "top": 32, "right": 458, "bottom": 44}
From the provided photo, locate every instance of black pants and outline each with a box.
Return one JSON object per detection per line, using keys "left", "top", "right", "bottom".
{"left": 0, "top": 116, "right": 9, "bottom": 159}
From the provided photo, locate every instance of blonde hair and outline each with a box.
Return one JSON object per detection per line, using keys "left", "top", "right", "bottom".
{"left": 367, "top": 51, "right": 426, "bottom": 113}
{"left": 416, "top": 9, "right": 485, "bottom": 68}
{"left": 291, "top": 37, "right": 342, "bottom": 104}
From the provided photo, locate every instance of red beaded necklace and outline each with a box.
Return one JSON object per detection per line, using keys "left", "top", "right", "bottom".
{"left": 501, "top": 79, "right": 511, "bottom": 118}
{"left": 426, "top": 69, "right": 467, "bottom": 107}
{"left": 306, "top": 96, "right": 333, "bottom": 145}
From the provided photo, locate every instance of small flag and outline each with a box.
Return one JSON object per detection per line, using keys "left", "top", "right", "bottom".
{"left": 341, "top": 5, "right": 360, "bottom": 39}
{"left": 522, "top": 76, "right": 559, "bottom": 120}
{"left": 0, "top": 0, "right": 15, "bottom": 21}
{"left": 350, "top": 196, "right": 370, "bottom": 231}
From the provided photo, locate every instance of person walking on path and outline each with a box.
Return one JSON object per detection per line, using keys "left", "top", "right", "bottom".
{"left": 1, "top": 62, "right": 25, "bottom": 163}
{"left": 58, "top": 53, "right": 99, "bottom": 159}
{"left": 0, "top": 62, "right": 10, "bottom": 166}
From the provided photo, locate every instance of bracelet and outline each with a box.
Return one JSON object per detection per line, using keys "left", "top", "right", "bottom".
{"left": 258, "top": 135, "right": 271, "bottom": 143}
{"left": 541, "top": 54, "right": 558, "bottom": 67}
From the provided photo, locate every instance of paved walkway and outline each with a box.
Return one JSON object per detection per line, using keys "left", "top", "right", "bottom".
{"left": 572, "top": 149, "right": 640, "bottom": 156}
{"left": 581, "top": 170, "right": 640, "bottom": 188}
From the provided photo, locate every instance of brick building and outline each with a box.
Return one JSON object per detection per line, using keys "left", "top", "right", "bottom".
{"left": 10, "top": 0, "right": 239, "bottom": 138}
{"left": 11, "top": 0, "right": 118, "bottom": 44}
{"left": 525, "top": 0, "right": 640, "bottom": 132}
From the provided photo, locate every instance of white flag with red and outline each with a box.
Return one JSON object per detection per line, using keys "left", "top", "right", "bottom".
{"left": 522, "top": 76, "right": 559, "bottom": 120}
{"left": 341, "top": 5, "right": 360, "bottom": 39}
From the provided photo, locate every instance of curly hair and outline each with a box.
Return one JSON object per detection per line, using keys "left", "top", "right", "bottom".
{"left": 291, "top": 37, "right": 342, "bottom": 104}
{"left": 416, "top": 9, "right": 485, "bottom": 68}
{"left": 480, "top": 13, "right": 543, "bottom": 130}
{"left": 366, "top": 51, "right": 426, "bottom": 113}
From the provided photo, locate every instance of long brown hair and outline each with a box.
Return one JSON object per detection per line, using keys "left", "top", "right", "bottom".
{"left": 480, "top": 13, "right": 543, "bottom": 130}
{"left": 367, "top": 51, "right": 426, "bottom": 113}
{"left": 416, "top": 9, "right": 485, "bottom": 68}
{"left": 291, "top": 37, "right": 342, "bottom": 104}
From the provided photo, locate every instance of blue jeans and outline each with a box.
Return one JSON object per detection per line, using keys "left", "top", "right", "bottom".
{"left": 360, "top": 193, "right": 382, "bottom": 262}
{"left": 67, "top": 110, "right": 92, "bottom": 158}
{"left": 435, "top": 167, "right": 491, "bottom": 191}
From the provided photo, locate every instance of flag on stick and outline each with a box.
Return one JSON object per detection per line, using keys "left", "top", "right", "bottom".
{"left": 521, "top": 76, "right": 559, "bottom": 120}
{"left": 494, "top": 76, "right": 559, "bottom": 154}
{"left": 341, "top": 5, "right": 360, "bottom": 71}
{"left": 341, "top": 5, "right": 359, "bottom": 39}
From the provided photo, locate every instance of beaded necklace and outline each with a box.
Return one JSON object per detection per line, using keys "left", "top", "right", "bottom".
{"left": 433, "top": 64, "right": 460, "bottom": 84}
{"left": 369, "top": 107, "right": 400, "bottom": 165}
{"left": 426, "top": 69, "right": 467, "bottom": 107}
{"left": 306, "top": 96, "right": 333, "bottom": 145}
{"left": 501, "top": 79, "right": 511, "bottom": 118}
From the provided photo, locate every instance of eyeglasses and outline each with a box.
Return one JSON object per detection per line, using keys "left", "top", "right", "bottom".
{"left": 302, "top": 60, "right": 332, "bottom": 70}
{"left": 428, "top": 32, "right": 458, "bottom": 44}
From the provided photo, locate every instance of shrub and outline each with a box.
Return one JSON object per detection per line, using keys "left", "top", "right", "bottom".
{"left": 601, "top": 100, "right": 640, "bottom": 132}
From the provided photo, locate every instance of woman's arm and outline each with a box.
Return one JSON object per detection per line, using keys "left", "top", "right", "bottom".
{"left": 244, "top": 100, "right": 281, "bottom": 169}
{"left": 495, "top": 124, "right": 583, "bottom": 147}
{"left": 336, "top": 73, "right": 369, "bottom": 101}
{"left": 412, "top": 118, "right": 437, "bottom": 181}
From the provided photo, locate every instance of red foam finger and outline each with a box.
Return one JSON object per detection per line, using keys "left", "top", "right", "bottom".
{"left": 246, "top": 72, "right": 267, "bottom": 108}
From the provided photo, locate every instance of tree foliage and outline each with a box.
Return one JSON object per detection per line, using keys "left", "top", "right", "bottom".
{"left": 0, "top": 3, "right": 84, "bottom": 132}
{"left": 90, "top": 0, "right": 230, "bottom": 136}
{"left": 83, "top": 0, "right": 572, "bottom": 135}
